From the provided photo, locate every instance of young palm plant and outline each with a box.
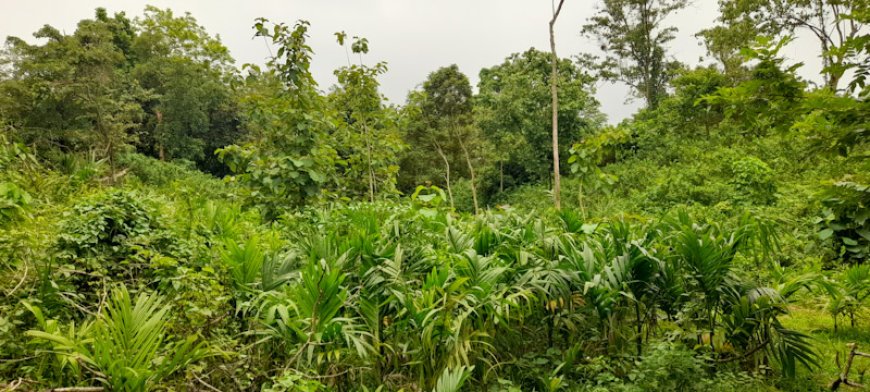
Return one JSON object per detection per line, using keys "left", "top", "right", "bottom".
{"left": 667, "top": 213, "right": 743, "bottom": 352}
{"left": 27, "top": 286, "right": 206, "bottom": 391}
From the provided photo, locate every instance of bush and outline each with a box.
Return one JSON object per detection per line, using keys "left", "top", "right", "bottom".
{"left": 0, "top": 181, "right": 31, "bottom": 223}
{"left": 120, "top": 153, "right": 228, "bottom": 199}
{"left": 593, "top": 342, "right": 768, "bottom": 392}
{"left": 620, "top": 342, "right": 706, "bottom": 391}
{"left": 816, "top": 180, "right": 870, "bottom": 264}
{"left": 54, "top": 189, "right": 180, "bottom": 293}
{"left": 731, "top": 156, "right": 777, "bottom": 205}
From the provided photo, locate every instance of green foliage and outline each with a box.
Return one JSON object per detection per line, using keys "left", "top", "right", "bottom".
{"left": 0, "top": 6, "right": 244, "bottom": 174}
{"left": 216, "top": 19, "right": 336, "bottom": 216}
{"left": 476, "top": 49, "right": 603, "bottom": 191}
{"left": 0, "top": 181, "right": 32, "bottom": 223}
{"left": 816, "top": 181, "right": 870, "bottom": 263}
{"left": 826, "top": 264, "right": 870, "bottom": 330}
{"left": 262, "top": 371, "right": 326, "bottom": 392}
{"left": 411, "top": 184, "right": 448, "bottom": 209}
{"left": 1, "top": 9, "right": 145, "bottom": 175}
{"left": 330, "top": 35, "right": 404, "bottom": 200}
{"left": 52, "top": 188, "right": 184, "bottom": 303}
{"left": 26, "top": 286, "right": 206, "bottom": 391}
{"left": 432, "top": 366, "right": 473, "bottom": 392}
{"left": 710, "top": 0, "right": 866, "bottom": 91}
{"left": 581, "top": 0, "right": 688, "bottom": 108}
{"left": 399, "top": 65, "right": 486, "bottom": 215}
{"left": 568, "top": 127, "right": 625, "bottom": 216}
{"left": 622, "top": 342, "right": 706, "bottom": 391}
{"left": 131, "top": 7, "right": 242, "bottom": 174}
{"left": 701, "top": 37, "right": 805, "bottom": 136}
{"left": 730, "top": 156, "right": 776, "bottom": 204}
{"left": 4, "top": 4, "right": 870, "bottom": 392}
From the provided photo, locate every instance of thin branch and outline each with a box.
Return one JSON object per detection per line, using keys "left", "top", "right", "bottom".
{"left": 6, "top": 261, "right": 28, "bottom": 297}
{"left": 715, "top": 338, "right": 770, "bottom": 363}
{"left": 550, "top": 0, "right": 566, "bottom": 24}
{"left": 193, "top": 374, "right": 221, "bottom": 392}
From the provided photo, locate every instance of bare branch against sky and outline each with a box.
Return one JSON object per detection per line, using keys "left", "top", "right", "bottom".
{"left": 0, "top": 0, "right": 824, "bottom": 123}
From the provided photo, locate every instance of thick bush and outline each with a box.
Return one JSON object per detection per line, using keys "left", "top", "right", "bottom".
{"left": 731, "top": 156, "right": 777, "bottom": 205}
{"left": 54, "top": 189, "right": 180, "bottom": 292}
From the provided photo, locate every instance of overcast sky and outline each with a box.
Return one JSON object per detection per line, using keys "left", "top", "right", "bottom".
{"left": 0, "top": 0, "right": 825, "bottom": 123}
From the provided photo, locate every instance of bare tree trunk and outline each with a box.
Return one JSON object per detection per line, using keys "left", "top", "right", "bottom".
{"left": 365, "top": 122, "right": 375, "bottom": 202}
{"left": 578, "top": 182, "right": 587, "bottom": 219}
{"left": 96, "top": 106, "right": 116, "bottom": 185}
{"left": 107, "top": 141, "right": 116, "bottom": 185}
{"left": 549, "top": 0, "right": 565, "bottom": 210}
{"left": 156, "top": 109, "right": 165, "bottom": 161}
{"left": 435, "top": 143, "right": 454, "bottom": 210}
{"left": 458, "top": 137, "right": 479, "bottom": 214}
{"left": 499, "top": 161, "right": 504, "bottom": 194}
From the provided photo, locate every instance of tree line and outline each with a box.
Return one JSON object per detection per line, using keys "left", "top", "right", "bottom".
{"left": 0, "top": 0, "right": 867, "bottom": 216}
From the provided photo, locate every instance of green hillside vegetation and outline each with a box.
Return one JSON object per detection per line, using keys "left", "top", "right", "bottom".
{"left": 0, "top": 2, "right": 869, "bottom": 391}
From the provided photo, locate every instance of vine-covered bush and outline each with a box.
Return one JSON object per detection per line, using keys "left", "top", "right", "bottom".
{"left": 54, "top": 189, "right": 181, "bottom": 291}
{"left": 731, "top": 156, "right": 776, "bottom": 205}
{"left": 816, "top": 180, "right": 870, "bottom": 263}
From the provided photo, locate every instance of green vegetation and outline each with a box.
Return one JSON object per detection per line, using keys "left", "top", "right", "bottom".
{"left": 0, "top": 1, "right": 868, "bottom": 391}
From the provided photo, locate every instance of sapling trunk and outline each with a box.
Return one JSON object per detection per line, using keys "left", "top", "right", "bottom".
{"left": 635, "top": 300, "right": 643, "bottom": 357}
{"left": 549, "top": 0, "right": 565, "bottom": 210}
{"left": 458, "top": 137, "right": 479, "bottom": 214}
{"left": 435, "top": 144, "right": 454, "bottom": 210}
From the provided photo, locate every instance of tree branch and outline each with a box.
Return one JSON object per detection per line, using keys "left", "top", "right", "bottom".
{"left": 715, "top": 338, "right": 770, "bottom": 363}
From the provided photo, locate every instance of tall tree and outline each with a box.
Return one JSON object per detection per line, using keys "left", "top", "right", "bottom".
{"left": 696, "top": 19, "right": 760, "bottom": 80}
{"left": 131, "top": 6, "right": 242, "bottom": 174}
{"left": 399, "top": 65, "right": 484, "bottom": 212}
{"left": 712, "top": 0, "right": 866, "bottom": 91}
{"left": 217, "top": 19, "right": 337, "bottom": 217}
{"left": 0, "top": 9, "right": 143, "bottom": 176}
{"left": 74, "top": 19, "right": 143, "bottom": 180}
{"left": 582, "top": 0, "right": 688, "bottom": 109}
{"left": 550, "top": 0, "right": 566, "bottom": 210}
{"left": 330, "top": 33, "right": 404, "bottom": 201}
{"left": 476, "top": 49, "right": 603, "bottom": 194}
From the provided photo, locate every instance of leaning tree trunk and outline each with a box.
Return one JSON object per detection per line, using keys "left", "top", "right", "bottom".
{"left": 458, "top": 137, "right": 479, "bottom": 214}
{"left": 434, "top": 143, "right": 455, "bottom": 210}
{"left": 363, "top": 121, "right": 376, "bottom": 202}
{"left": 549, "top": 0, "right": 565, "bottom": 210}
{"left": 96, "top": 106, "right": 116, "bottom": 185}
{"left": 499, "top": 161, "right": 504, "bottom": 194}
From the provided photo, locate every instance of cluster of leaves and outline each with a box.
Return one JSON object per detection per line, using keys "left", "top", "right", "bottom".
{"left": 218, "top": 19, "right": 407, "bottom": 218}
{"left": 730, "top": 156, "right": 776, "bottom": 205}
{"left": 0, "top": 149, "right": 825, "bottom": 390}
{"left": 52, "top": 189, "right": 181, "bottom": 296}
{"left": 816, "top": 181, "right": 870, "bottom": 263}
{"left": 24, "top": 287, "right": 206, "bottom": 391}
{"left": 3, "top": 2, "right": 870, "bottom": 391}
{"left": 0, "top": 7, "right": 244, "bottom": 175}
{"left": 216, "top": 20, "right": 336, "bottom": 217}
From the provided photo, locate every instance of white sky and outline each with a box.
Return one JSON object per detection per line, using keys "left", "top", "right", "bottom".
{"left": 0, "top": 0, "right": 825, "bottom": 123}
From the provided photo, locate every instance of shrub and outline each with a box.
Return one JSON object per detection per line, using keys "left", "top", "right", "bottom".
{"left": 731, "top": 156, "right": 776, "bottom": 205}
{"left": 816, "top": 180, "right": 870, "bottom": 263}
{"left": 0, "top": 181, "right": 31, "bottom": 223}
{"left": 54, "top": 189, "right": 179, "bottom": 293}
{"left": 621, "top": 342, "right": 706, "bottom": 391}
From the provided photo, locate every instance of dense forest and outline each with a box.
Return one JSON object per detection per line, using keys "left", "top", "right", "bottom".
{"left": 0, "top": 1, "right": 868, "bottom": 391}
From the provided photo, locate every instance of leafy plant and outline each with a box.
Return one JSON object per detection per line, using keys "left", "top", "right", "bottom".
{"left": 730, "top": 156, "right": 776, "bottom": 205}
{"left": 0, "top": 181, "right": 32, "bottom": 222}
{"left": 817, "top": 181, "right": 870, "bottom": 263}
{"left": 26, "top": 286, "right": 206, "bottom": 391}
